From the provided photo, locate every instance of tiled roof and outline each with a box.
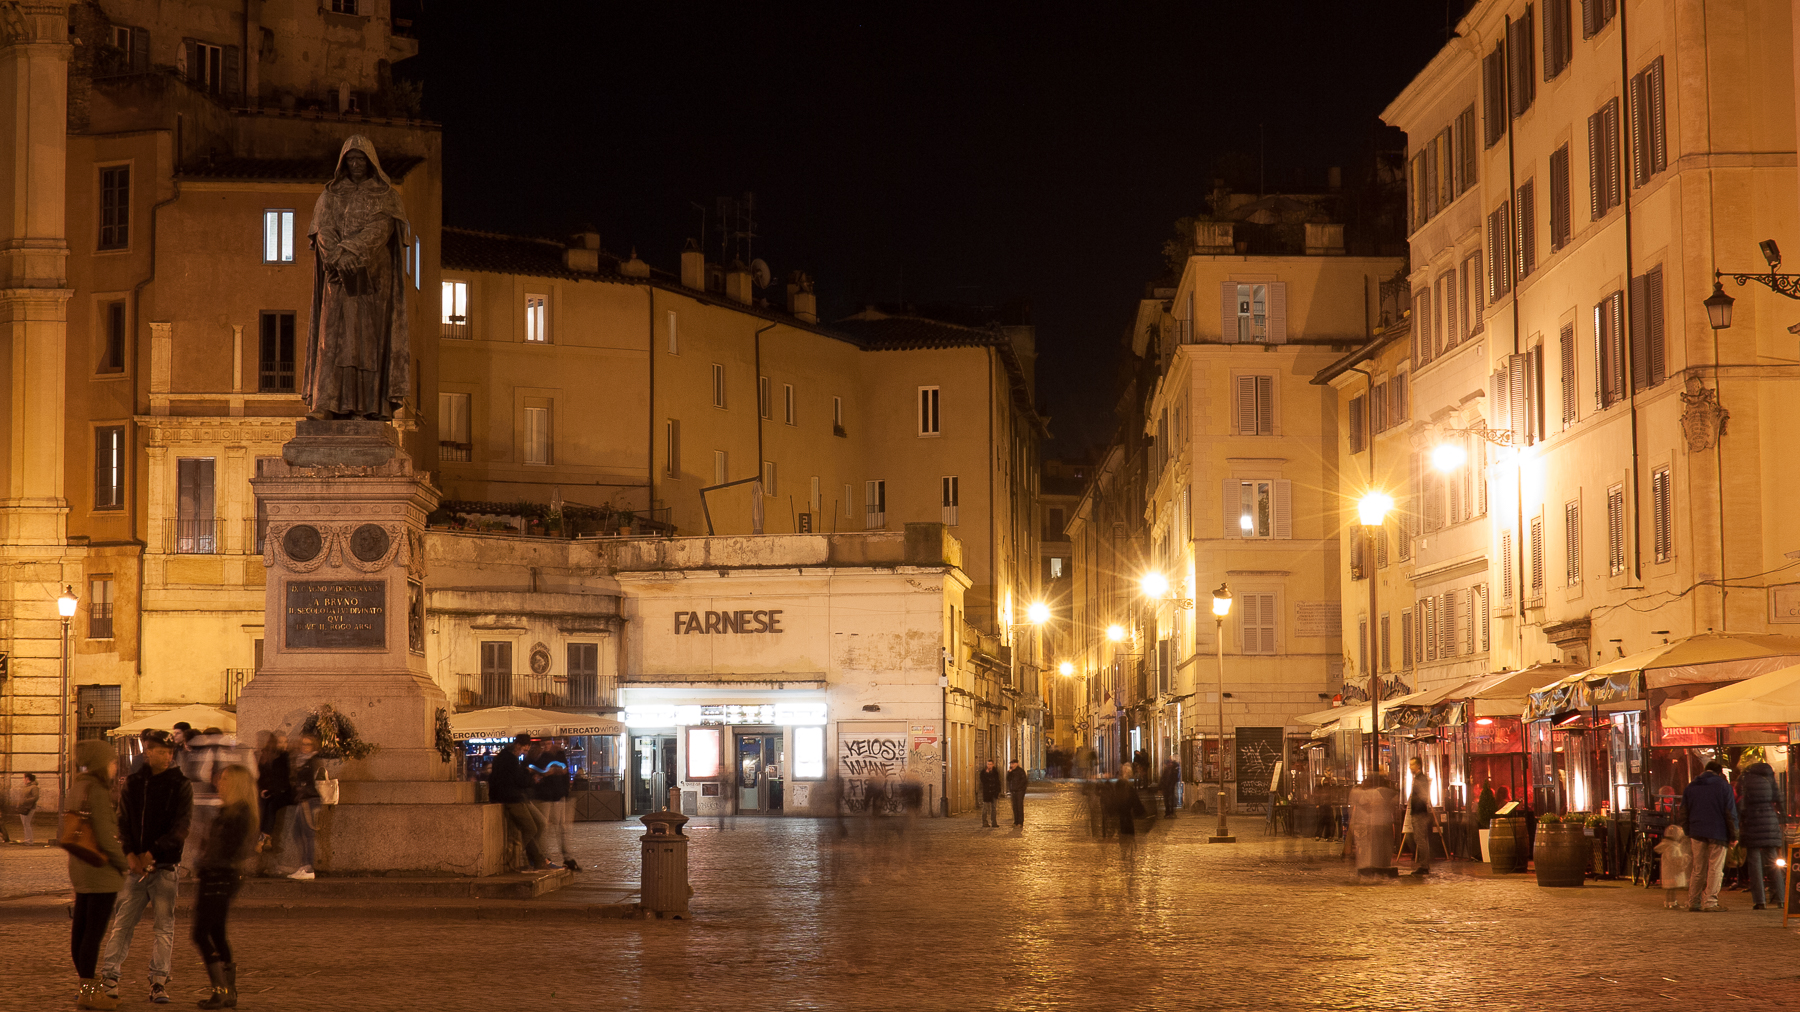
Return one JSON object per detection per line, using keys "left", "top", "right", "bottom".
{"left": 177, "top": 155, "right": 426, "bottom": 183}
{"left": 441, "top": 228, "right": 623, "bottom": 282}
{"left": 830, "top": 313, "right": 1010, "bottom": 351}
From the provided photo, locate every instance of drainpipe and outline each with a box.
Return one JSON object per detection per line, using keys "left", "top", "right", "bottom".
{"left": 646, "top": 286, "right": 655, "bottom": 524}
{"left": 1503, "top": 14, "right": 1528, "bottom": 668}
{"left": 1617, "top": 1, "right": 1645, "bottom": 589}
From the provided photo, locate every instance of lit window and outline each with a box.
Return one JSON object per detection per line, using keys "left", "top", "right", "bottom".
{"left": 523, "top": 405, "right": 550, "bottom": 465}
{"left": 438, "top": 392, "right": 470, "bottom": 462}
{"left": 261, "top": 210, "right": 294, "bottom": 263}
{"left": 918, "top": 386, "right": 940, "bottom": 435}
{"left": 94, "top": 427, "right": 125, "bottom": 509}
{"left": 712, "top": 364, "right": 726, "bottom": 408}
{"left": 441, "top": 281, "right": 469, "bottom": 337}
{"left": 941, "top": 476, "right": 959, "bottom": 526}
{"left": 794, "top": 726, "right": 825, "bottom": 779}
{"left": 686, "top": 728, "right": 722, "bottom": 780}
{"left": 89, "top": 576, "right": 115, "bottom": 639}
{"left": 524, "top": 295, "right": 548, "bottom": 343}
{"left": 865, "top": 480, "right": 886, "bottom": 529}
{"left": 1236, "top": 284, "right": 1267, "bottom": 342}
{"left": 761, "top": 460, "right": 777, "bottom": 497}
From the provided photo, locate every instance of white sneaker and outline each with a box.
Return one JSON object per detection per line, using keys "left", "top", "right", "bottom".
{"left": 288, "top": 867, "right": 315, "bottom": 880}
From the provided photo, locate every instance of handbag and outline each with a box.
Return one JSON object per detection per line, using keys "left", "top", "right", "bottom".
{"left": 58, "top": 806, "right": 105, "bottom": 868}
{"left": 315, "top": 766, "right": 340, "bottom": 806}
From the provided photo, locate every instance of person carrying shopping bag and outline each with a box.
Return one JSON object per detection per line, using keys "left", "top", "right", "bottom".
{"left": 67, "top": 739, "right": 131, "bottom": 1010}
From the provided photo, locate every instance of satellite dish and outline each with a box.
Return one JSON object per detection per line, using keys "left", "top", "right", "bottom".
{"left": 750, "top": 259, "right": 772, "bottom": 289}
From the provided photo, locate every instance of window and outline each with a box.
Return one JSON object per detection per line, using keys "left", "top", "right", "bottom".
{"left": 1607, "top": 484, "right": 1626, "bottom": 576}
{"left": 1234, "top": 284, "right": 1268, "bottom": 342}
{"left": 1477, "top": 584, "right": 1491, "bottom": 652}
{"left": 567, "top": 643, "right": 600, "bottom": 708}
{"left": 783, "top": 384, "right": 796, "bottom": 425}
{"left": 92, "top": 426, "right": 125, "bottom": 512}
{"left": 1529, "top": 514, "right": 1545, "bottom": 598}
{"left": 1487, "top": 201, "right": 1513, "bottom": 301}
{"left": 1401, "top": 609, "right": 1414, "bottom": 668}
{"left": 714, "top": 450, "right": 728, "bottom": 486}
{"left": 409, "top": 240, "right": 420, "bottom": 291}
{"left": 809, "top": 476, "right": 822, "bottom": 514}
{"left": 1544, "top": 0, "right": 1572, "bottom": 78}
{"left": 1371, "top": 383, "right": 1388, "bottom": 434}
{"left": 1483, "top": 42, "right": 1508, "bottom": 148}
{"left": 99, "top": 300, "right": 126, "bottom": 373}
{"left": 1437, "top": 272, "right": 1457, "bottom": 352}
{"left": 843, "top": 484, "right": 854, "bottom": 519}
{"left": 665, "top": 419, "right": 680, "bottom": 477}
{"left": 832, "top": 396, "right": 843, "bottom": 434}
{"left": 1392, "top": 373, "right": 1409, "bottom": 426}
{"left": 261, "top": 209, "right": 294, "bottom": 264}
{"left": 441, "top": 281, "right": 469, "bottom": 338}
{"left": 666, "top": 310, "right": 678, "bottom": 354}
{"left": 1236, "top": 375, "right": 1274, "bottom": 435}
{"left": 254, "top": 493, "right": 268, "bottom": 554}
{"left": 108, "top": 25, "right": 149, "bottom": 73}
{"left": 1581, "top": 0, "right": 1617, "bottom": 38}
{"left": 523, "top": 405, "right": 550, "bottom": 465}
{"left": 480, "top": 641, "right": 513, "bottom": 706}
{"left": 1629, "top": 57, "right": 1667, "bottom": 187}
{"left": 1589, "top": 97, "right": 1622, "bottom": 220}
{"left": 1351, "top": 530, "right": 1365, "bottom": 581}
{"left": 1225, "top": 479, "right": 1292, "bottom": 539}
{"left": 1594, "top": 290, "right": 1625, "bottom": 409}
{"left": 712, "top": 364, "right": 726, "bottom": 408}
{"left": 1565, "top": 500, "right": 1582, "bottom": 586}
{"left": 1495, "top": 347, "right": 1545, "bottom": 447}
{"left": 1047, "top": 557, "right": 1067, "bottom": 582}
{"left": 1442, "top": 592, "right": 1458, "bottom": 658}
{"left": 258, "top": 311, "right": 296, "bottom": 393}
{"left": 942, "top": 476, "right": 959, "bottom": 526}
{"left": 1629, "top": 265, "right": 1667, "bottom": 392}
{"left": 88, "top": 576, "right": 115, "bottom": 639}
{"left": 1515, "top": 180, "right": 1536, "bottom": 278}
{"left": 1423, "top": 596, "right": 1438, "bottom": 661}
{"left": 1501, "top": 530, "right": 1514, "bottom": 604}
{"left": 1652, "top": 465, "right": 1672, "bottom": 563}
{"left": 865, "top": 480, "right": 886, "bottom": 529}
{"left": 1559, "top": 324, "right": 1578, "bottom": 426}
{"left": 1379, "top": 613, "right": 1392, "bottom": 671}
{"left": 1349, "top": 394, "right": 1366, "bottom": 453}
{"left": 1549, "top": 145, "right": 1572, "bottom": 251}
{"left": 758, "top": 376, "right": 772, "bottom": 419}
{"left": 331, "top": 0, "right": 360, "bottom": 13}
{"left": 75, "top": 685, "right": 121, "bottom": 742}
{"left": 524, "top": 295, "right": 548, "bottom": 343}
{"left": 1463, "top": 252, "right": 1485, "bottom": 337}
{"left": 176, "top": 457, "right": 215, "bottom": 554}
{"left": 1507, "top": 7, "right": 1536, "bottom": 117}
{"left": 1410, "top": 150, "right": 1428, "bottom": 231}
{"left": 99, "top": 166, "right": 129, "bottom": 250}
{"left": 918, "top": 386, "right": 940, "bottom": 435}
{"left": 1240, "top": 593, "right": 1276, "bottom": 654}
{"left": 1358, "top": 618, "right": 1368, "bottom": 674}
{"left": 761, "top": 460, "right": 777, "bottom": 497}
{"left": 187, "top": 41, "right": 226, "bottom": 94}
{"left": 1456, "top": 105, "right": 1478, "bottom": 193}
{"left": 438, "top": 392, "right": 471, "bottom": 462}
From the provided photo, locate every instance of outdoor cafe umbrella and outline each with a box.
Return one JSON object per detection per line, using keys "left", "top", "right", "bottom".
{"left": 1664, "top": 662, "right": 1800, "bottom": 726}
{"left": 106, "top": 703, "right": 237, "bottom": 738}
{"left": 447, "top": 705, "right": 624, "bottom": 741}
{"left": 1525, "top": 633, "right": 1800, "bottom": 719}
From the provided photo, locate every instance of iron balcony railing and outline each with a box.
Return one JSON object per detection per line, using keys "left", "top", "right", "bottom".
{"left": 453, "top": 672, "right": 615, "bottom": 713}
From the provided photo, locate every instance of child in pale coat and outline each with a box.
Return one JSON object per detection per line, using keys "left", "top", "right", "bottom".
{"left": 1654, "top": 824, "right": 1690, "bottom": 908}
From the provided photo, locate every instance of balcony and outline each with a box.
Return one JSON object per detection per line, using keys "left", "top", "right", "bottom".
{"left": 172, "top": 518, "right": 217, "bottom": 554}
{"left": 453, "top": 671, "right": 616, "bottom": 713}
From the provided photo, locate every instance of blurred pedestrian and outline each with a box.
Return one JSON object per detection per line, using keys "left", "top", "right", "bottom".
{"left": 1350, "top": 771, "right": 1399, "bottom": 877}
{"left": 179, "top": 727, "right": 226, "bottom": 875}
{"left": 533, "top": 757, "right": 579, "bottom": 872}
{"left": 1133, "top": 749, "right": 1150, "bottom": 787}
{"left": 1682, "top": 760, "right": 1739, "bottom": 912}
{"left": 1655, "top": 825, "right": 1691, "bottom": 908}
{"left": 1110, "top": 769, "right": 1146, "bottom": 846}
{"left": 1006, "top": 760, "right": 1028, "bottom": 827}
{"left": 191, "top": 765, "right": 258, "bottom": 1009}
{"left": 491, "top": 733, "right": 549, "bottom": 871}
{"left": 68, "top": 738, "right": 130, "bottom": 1010}
{"left": 1159, "top": 758, "right": 1181, "bottom": 818}
{"left": 977, "top": 759, "right": 1001, "bottom": 828}
{"left": 17, "top": 772, "right": 39, "bottom": 843}
{"left": 286, "top": 733, "right": 323, "bottom": 880}
{"left": 1406, "top": 757, "right": 1436, "bottom": 877}
{"left": 1082, "top": 772, "right": 1106, "bottom": 837}
{"left": 254, "top": 731, "right": 293, "bottom": 865}
{"left": 1737, "top": 759, "right": 1785, "bottom": 910}
{"left": 98, "top": 730, "right": 191, "bottom": 1004}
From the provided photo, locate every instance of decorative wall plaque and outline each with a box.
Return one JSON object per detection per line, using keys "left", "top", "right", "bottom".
{"left": 351, "top": 523, "right": 392, "bottom": 562}
{"left": 286, "top": 579, "right": 386, "bottom": 649}
{"left": 283, "top": 525, "right": 323, "bottom": 563}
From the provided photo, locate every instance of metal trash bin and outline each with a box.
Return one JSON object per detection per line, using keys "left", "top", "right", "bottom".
{"left": 639, "top": 811, "right": 690, "bottom": 918}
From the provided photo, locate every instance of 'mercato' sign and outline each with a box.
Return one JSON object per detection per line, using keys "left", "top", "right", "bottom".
{"left": 673, "top": 609, "right": 784, "bottom": 635}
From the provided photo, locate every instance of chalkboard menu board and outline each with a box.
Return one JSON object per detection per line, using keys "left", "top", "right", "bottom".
{"left": 1235, "top": 726, "right": 1284, "bottom": 803}
{"left": 285, "top": 579, "right": 386, "bottom": 649}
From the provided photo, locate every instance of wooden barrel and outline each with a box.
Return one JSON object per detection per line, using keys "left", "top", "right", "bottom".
{"left": 1489, "top": 816, "right": 1524, "bottom": 873}
{"left": 1534, "top": 823, "right": 1587, "bottom": 887}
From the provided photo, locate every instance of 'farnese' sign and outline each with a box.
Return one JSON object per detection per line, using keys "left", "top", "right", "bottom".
{"left": 673, "top": 609, "right": 785, "bottom": 635}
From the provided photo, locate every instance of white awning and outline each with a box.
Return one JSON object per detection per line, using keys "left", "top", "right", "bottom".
{"left": 448, "top": 706, "right": 624, "bottom": 741}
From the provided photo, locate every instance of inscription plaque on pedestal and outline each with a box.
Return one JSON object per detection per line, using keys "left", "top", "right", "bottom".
{"left": 286, "top": 579, "right": 387, "bottom": 649}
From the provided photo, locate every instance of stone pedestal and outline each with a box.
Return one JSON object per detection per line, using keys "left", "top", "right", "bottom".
{"left": 240, "top": 420, "right": 502, "bottom": 875}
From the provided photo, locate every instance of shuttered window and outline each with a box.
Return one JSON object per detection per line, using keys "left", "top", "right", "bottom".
{"left": 1442, "top": 593, "right": 1457, "bottom": 657}
{"left": 1629, "top": 265, "right": 1666, "bottom": 392}
{"left": 1463, "top": 589, "right": 1477, "bottom": 655}
{"left": 1488, "top": 202, "right": 1513, "bottom": 302}
{"left": 1240, "top": 593, "right": 1277, "bottom": 655}
{"left": 1358, "top": 618, "right": 1369, "bottom": 674}
{"left": 1565, "top": 500, "right": 1582, "bottom": 586}
{"left": 1594, "top": 290, "right": 1625, "bottom": 409}
{"left": 1507, "top": 8, "right": 1536, "bottom": 117}
{"left": 1464, "top": 252, "right": 1485, "bottom": 336}
{"left": 1435, "top": 127, "right": 1454, "bottom": 209}
{"left": 1392, "top": 373, "right": 1409, "bottom": 424}
{"left": 1414, "top": 289, "right": 1434, "bottom": 366}
{"left": 1629, "top": 57, "right": 1667, "bottom": 187}
{"left": 1516, "top": 180, "right": 1537, "bottom": 279}
{"left": 1351, "top": 529, "right": 1365, "bottom": 581}
{"left": 1456, "top": 106, "right": 1478, "bottom": 193}
{"left": 1474, "top": 437, "right": 1489, "bottom": 517}
{"left": 1377, "top": 525, "right": 1389, "bottom": 568}
{"left": 1607, "top": 484, "right": 1626, "bottom": 576}
{"left": 1223, "top": 479, "right": 1291, "bottom": 539}
{"left": 1588, "top": 98, "right": 1622, "bottom": 220}
{"left": 1529, "top": 515, "right": 1546, "bottom": 598}
{"left": 1423, "top": 597, "right": 1436, "bottom": 662}
{"left": 1236, "top": 375, "right": 1274, "bottom": 435}
{"left": 1501, "top": 530, "right": 1514, "bottom": 604}
{"left": 1652, "top": 466, "right": 1672, "bottom": 563}
{"left": 1411, "top": 151, "right": 1428, "bottom": 231}
{"left": 1477, "top": 584, "right": 1491, "bottom": 652}
{"left": 1380, "top": 614, "right": 1391, "bottom": 672}
{"left": 1483, "top": 43, "right": 1508, "bottom": 148}
{"left": 1544, "top": 0, "right": 1572, "bottom": 78}
{"left": 1581, "top": 0, "right": 1617, "bottom": 38}
{"left": 1401, "top": 609, "right": 1414, "bottom": 669}
{"left": 1349, "top": 395, "right": 1366, "bottom": 453}
{"left": 1549, "top": 145, "right": 1572, "bottom": 250}
{"left": 1559, "top": 324, "right": 1578, "bottom": 426}
{"left": 1371, "top": 383, "right": 1388, "bottom": 434}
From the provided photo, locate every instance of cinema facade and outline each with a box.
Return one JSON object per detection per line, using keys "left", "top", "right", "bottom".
{"left": 424, "top": 525, "right": 975, "bottom": 818}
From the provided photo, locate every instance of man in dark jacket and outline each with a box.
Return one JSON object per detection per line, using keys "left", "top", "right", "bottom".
{"left": 977, "top": 759, "right": 1002, "bottom": 828}
{"left": 1006, "top": 760, "right": 1029, "bottom": 827}
{"left": 1158, "top": 758, "right": 1181, "bottom": 818}
{"left": 492, "top": 734, "right": 548, "bottom": 871}
{"left": 1738, "top": 761, "right": 1786, "bottom": 910}
{"left": 99, "top": 731, "right": 192, "bottom": 1003}
{"left": 1681, "top": 760, "right": 1740, "bottom": 912}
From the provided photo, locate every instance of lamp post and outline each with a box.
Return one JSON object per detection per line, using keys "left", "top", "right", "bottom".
{"left": 1209, "top": 584, "right": 1234, "bottom": 843}
{"left": 1356, "top": 494, "right": 1392, "bottom": 780}
{"left": 56, "top": 584, "right": 78, "bottom": 800}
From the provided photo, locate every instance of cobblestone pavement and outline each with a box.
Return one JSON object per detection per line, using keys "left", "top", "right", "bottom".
{"left": 3, "top": 784, "right": 1797, "bottom": 1010}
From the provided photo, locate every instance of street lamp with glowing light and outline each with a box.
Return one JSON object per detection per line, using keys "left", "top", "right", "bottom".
{"left": 1106, "top": 624, "right": 1126, "bottom": 643}
{"left": 1429, "top": 443, "right": 1467, "bottom": 473}
{"left": 1208, "top": 583, "right": 1233, "bottom": 844}
{"left": 1357, "top": 492, "right": 1394, "bottom": 527}
{"left": 56, "top": 585, "right": 78, "bottom": 799}
{"left": 1211, "top": 586, "right": 1232, "bottom": 618}
{"left": 1139, "top": 572, "right": 1169, "bottom": 598}
{"left": 1025, "top": 601, "right": 1051, "bottom": 626}
{"left": 1704, "top": 280, "right": 1735, "bottom": 330}
{"left": 1058, "top": 661, "right": 1074, "bottom": 676}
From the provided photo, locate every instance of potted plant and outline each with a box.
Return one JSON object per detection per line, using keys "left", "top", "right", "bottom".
{"left": 1534, "top": 812, "right": 1586, "bottom": 887}
{"left": 1475, "top": 785, "right": 1499, "bottom": 863}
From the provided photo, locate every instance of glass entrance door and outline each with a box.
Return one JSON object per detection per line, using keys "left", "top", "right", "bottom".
{"left": 631, "top": 734, "right": 677, "bottom": 813}
{"left": 735, "top": 732, "right": 784, "bottom": 813}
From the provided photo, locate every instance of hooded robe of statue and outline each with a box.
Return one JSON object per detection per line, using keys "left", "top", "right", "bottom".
{"left": 306, "top": 135, "right": 411, "bottom": 419}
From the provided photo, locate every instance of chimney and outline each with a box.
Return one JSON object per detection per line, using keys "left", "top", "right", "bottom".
{"left": 1193, "top": 221, "right": 1234, "bottom": 255}
{"left": 563, "top": 230, "right": 601, "bottom": 272}
{"left": 786, "top": 271, "right": 817, "bottom": 323}
{"left": 680, "top": 239, "right": 705, "bottom": 290}
{"left": 620, "top": 247, "right": 650, "bottom": 279}
{"left": 724, "top": 260, "right": 753, "bottom": 305}
{"left": 1304, "top": 222, "right": 1346, "bottom": 255}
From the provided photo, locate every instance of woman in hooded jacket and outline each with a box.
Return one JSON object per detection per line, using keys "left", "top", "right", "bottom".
{"left": 67, "top": 738, "right": 130, "bottom": 1009}
{"left": 1738, "top": 761, "right": 1786, "bottom": 910}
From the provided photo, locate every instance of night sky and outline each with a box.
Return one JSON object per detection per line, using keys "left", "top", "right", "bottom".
{"left": 413, "top": 2, "right": 1456, "bottom": 454}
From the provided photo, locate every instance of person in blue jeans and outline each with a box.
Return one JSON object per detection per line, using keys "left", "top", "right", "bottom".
{"left": 1737, "top": 760, "right": 1786, "bottom": 910}
{"left": 100, "top": 731, "right": 192, "bottom": 1004}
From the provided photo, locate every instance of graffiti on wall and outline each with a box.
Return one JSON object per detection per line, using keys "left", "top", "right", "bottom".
{"left": 1235, "top": 727, "right": 1284, "bottom": 803}
{"left": 839, "top": 733, "right": 908, "bottom": 813}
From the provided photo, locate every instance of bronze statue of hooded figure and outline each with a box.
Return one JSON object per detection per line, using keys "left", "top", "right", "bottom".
{"left": 306, "top": 135, "right": 411, "bottom": 419}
